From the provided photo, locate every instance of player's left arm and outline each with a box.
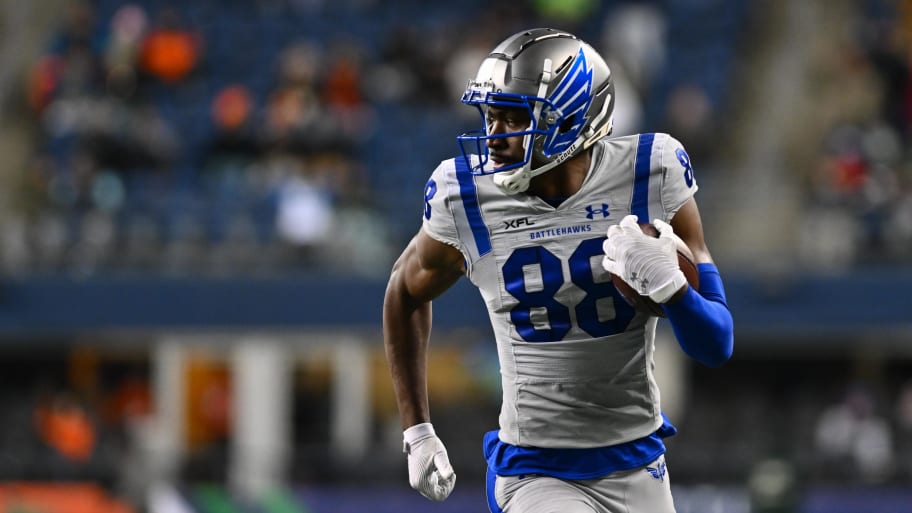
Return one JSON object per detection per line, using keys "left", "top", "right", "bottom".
{"left": 664, "top": 197, "right": 734, "bottom": 367}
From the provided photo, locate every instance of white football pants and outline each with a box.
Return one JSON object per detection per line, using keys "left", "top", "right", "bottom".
{"left": 486, "top": 456, "right": 676, "bottom": 513}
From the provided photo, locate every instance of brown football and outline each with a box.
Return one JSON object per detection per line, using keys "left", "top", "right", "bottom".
{"left": 609, "top": 223, "right": 700, "bottom": 317}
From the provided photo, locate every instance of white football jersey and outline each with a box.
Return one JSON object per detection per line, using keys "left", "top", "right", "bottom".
{"left": 422, "top": 133, "right": 697, "bottom": 448}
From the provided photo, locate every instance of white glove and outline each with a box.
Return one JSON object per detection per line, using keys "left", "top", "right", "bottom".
{"left": 602, "top": 215, "right": 687, "bottom": 304}
{"left": 403, "top": 423, "right": 456, "bottom": 501}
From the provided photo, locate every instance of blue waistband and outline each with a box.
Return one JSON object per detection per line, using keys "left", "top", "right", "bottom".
{"left": 484, "top": 416, "right": 677, "bottom": 480}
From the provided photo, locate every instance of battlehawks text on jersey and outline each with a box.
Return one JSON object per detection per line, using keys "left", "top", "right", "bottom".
{"left": 422, "top": 133, "right": 697, "bottom": 449}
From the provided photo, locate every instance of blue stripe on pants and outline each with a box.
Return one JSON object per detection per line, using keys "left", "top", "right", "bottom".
{"left": 486, "top": 467, "right": 505, "bottom": 513}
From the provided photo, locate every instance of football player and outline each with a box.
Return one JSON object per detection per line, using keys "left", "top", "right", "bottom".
{"left": 383, "top": 28, "right": 734, "bottom": 513}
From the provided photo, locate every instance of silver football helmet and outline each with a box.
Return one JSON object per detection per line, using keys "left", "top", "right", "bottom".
{"left": 458, "top": 28, "right": 615, "bottom": 194}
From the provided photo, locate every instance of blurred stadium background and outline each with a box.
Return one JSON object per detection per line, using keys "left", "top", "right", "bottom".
{"left": 0, "top": 0, "right": 910, "bottom": 511}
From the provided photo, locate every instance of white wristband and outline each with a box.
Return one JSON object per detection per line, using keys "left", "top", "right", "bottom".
{"left": 403, "top": 422, "right": 435, "bottom": 453}
{"left": 648, "top": 270, "right": 688, "bottom": 304}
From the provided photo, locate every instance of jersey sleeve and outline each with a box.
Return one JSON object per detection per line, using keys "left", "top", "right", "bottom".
{"left": 421, "top": 160, "right": 462, "bottom": 249}
{"left": 658, "top": 134, "right": 699, "bottom": 215}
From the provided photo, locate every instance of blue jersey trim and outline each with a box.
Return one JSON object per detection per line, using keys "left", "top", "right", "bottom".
{"left": 632, "top": 133, "right": 655, "bottom": 223}
{"left": 455, "top": 157, "right": 492, "bottom": 256}
{"left": 484, "top": 415, "right": 677, "bottom": 480}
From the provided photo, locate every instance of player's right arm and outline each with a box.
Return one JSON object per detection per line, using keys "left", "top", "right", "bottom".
{"left": 383, "top": 228, "right": 464, "bottom": 502}
{"left": 383, "top": 228, "right": 464, "bottom": 428}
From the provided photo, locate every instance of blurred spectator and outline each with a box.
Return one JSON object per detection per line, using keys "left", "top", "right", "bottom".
{"left": 861, "top": 11, "right": 912, "bottom": 137}
{"left": 813, "top": 384, "right": 894, "bottom": 483}
{"left": 320, "top": 38, "right": 376, "bottom": 143}
{"left": 40, "top": 1, "right": 103, "bottom": 102}
{"left": 747, "top": 458, "right": 799, "bottom": 513}
{"left": 26, "top": 55, "right": 66, "bottom": 113}
{"left": 601, "top": 1, "right": 667, "bottom": 98}
{"left": 602, "top": 59, "right": 643, "bottom": 137}
{"left": 90, "top": 102, "right": 180, "bottom": 171}
{"left": 272, "top": 155, "right": 335, "bottom": 260}
{"left": 103, "top": 373, "right": 152, "bottom": 428}
{"left": 372, "top": 25, "right": 450, "bottom": 105}
{"left": 443, "top": 30, "right": 498, "bottom": 112}
{"left": 185, "top": 356, "right": 232, "bottom": 451}
{"left": 321, "top": 39, "right": 364, "bottom": 110}
{"left": 212, "top": 85, "right": 255, "bottom": 134}
{"left": 49, "top": 1, "right": 100, "bottom": 54}
{"left": 203, "top": 84, "right": 261, "bottom": 175}
{"left": 102, "top": 3, "right": 148, "bottom": 99}
{"left": 138, "top": 8, "right": 202, "bottom": 84}
{"left": 34, "top": 391, "right": 97, "bottom": 464}
{"left": 262, "top": 41, "right": 328, "bottom": 153}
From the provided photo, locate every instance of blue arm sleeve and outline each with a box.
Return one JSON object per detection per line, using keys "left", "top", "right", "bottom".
{"left": 660, "top": 263, "right": 734, "bottom": 367}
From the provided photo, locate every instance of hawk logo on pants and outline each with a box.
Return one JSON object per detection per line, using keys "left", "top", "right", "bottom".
{"left": 645, "top": 459, "right": 666, "bottom": 482}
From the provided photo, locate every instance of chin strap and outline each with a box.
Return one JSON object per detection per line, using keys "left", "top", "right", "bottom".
{"left": 493, "top": 156, "right": 561, "bottom": 194}
{"left": 492, "top": 168, "right": 530, "bottom": 194}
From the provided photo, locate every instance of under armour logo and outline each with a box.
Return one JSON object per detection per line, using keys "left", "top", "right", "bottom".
{"left": 585, "top": 203, "right": 609, "bottom": 219}
{"left": 645, "top": 460, "right": 667, "bottom": 482}
{"left": 629, "top": 272, "right": 648, "bottom": 291}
